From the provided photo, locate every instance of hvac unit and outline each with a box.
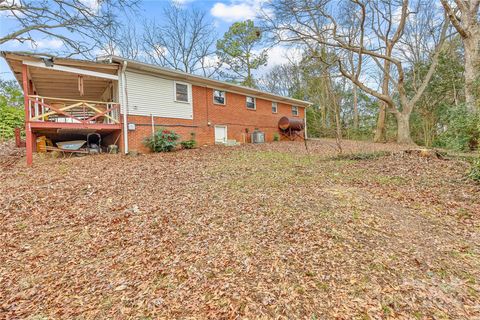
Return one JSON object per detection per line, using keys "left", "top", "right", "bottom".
{"left": 251, "top": 129, "right": 265, "bottom": 144}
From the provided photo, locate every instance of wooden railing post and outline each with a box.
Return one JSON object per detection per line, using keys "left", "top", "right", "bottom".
{"left": 34, "top": 96, "right": 39, "bottom": 118}
{"left": 41, "top": 97, "right": 45, "bottom": 120}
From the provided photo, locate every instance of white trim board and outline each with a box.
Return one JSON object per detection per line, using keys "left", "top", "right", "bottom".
{"left": 22, "top": 60, "right": 119, "bottom": 80}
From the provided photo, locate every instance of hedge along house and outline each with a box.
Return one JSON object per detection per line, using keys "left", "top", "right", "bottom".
{"left": 1, "top": 52, "right": 311, "bottom": 165}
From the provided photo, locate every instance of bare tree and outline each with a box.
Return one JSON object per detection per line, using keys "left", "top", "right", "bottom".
{"left": 265, "top": 0, "right": 448, "bottom": 144}
{"left": 143, "top": 4, "right": 218, "bottom": 77}
{"left": 257, "top": 63, "right": 303, "bottom": 97}
{"left": 100, "top": 19, "right": 142, "bottom": 60}
{"left": 0, "top": 0, "right": 137, "bottom": 57}
{"left": 440, "top": 0, "right": 479, "bottom": 111}
{"left": 117, "top": 23, "right": 142, "bottom": 60}
{"left": 302, "top": 48, "right": 344, "bottom": 149}
{"left": 352, "top": 84, "right": 359, "bottom": 130}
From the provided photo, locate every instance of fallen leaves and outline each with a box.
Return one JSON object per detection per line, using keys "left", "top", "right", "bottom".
{"left": 0, "top": 140, "right": 479, "bottom": 319}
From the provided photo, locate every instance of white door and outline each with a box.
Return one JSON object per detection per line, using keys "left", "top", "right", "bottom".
{"left": 214, "top": 125, "right": 227, "bottom": 144}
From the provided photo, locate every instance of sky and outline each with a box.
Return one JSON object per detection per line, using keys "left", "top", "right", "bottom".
{"left": 0, "top": 0, "right": 296, "bottom": 81}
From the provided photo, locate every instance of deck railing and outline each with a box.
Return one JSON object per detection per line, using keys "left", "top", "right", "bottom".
{"left": 27, "top": 95, "right": 120, "bottom": 125}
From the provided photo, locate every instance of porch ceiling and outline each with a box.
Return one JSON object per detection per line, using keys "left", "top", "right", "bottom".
{"left": 6, "top": 55, "right": 119, "bottom": 101}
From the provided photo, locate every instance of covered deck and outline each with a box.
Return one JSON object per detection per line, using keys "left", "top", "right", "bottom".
{"left": 2, "top": 52, "right": 122, "bottom": 165}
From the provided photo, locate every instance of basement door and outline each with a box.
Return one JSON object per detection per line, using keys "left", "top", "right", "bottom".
{"left": 214, "top": 125, "right": 227, "bottom": 144}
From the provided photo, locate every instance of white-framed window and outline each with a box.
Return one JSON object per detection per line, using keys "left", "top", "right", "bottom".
{"left": 174, "top": 81, "right": 190, "bottom": 103}
{"left": 292, "top": 105, "right": 299, "bottom": 116}
{"left": 272, "top": 102, "right": 278, "bottom": 113}
{"left": 246, "top": 96, "right": 256, "bottom": 110}
{"left": 213, "top": 89, "right": 226, "bottom": 105}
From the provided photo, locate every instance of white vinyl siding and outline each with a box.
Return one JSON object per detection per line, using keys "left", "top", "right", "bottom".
{"left": 125, "top": 71, "right": 193, "bottom": 119}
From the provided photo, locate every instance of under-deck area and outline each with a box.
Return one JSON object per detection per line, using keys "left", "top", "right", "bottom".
{"left": 3, "top": 52, "right": 122, "bottom": 164}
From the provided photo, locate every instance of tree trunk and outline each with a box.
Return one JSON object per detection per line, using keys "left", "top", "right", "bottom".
{"left": 322, "top": 105, "right": 326, "bottom": 128}
{"left": 464, "top": 34, "right": 479, "bottom": 112}
{"left": 374, "top": 102, "right": 387, "bottom": 142}
{"left": 353, "top": 85, "right": 359, "bottom": 129}
{"left": 334, "top": 95, "right": 343, "bottom": 154}
{"left": 395, "top": 112, "right": 414, "bottom": 144}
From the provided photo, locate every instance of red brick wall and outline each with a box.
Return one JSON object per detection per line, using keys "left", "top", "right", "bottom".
{"left": 122, "top": 85, "right": 305, "bottom": 153}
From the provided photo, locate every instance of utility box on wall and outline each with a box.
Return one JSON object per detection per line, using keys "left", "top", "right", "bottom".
{"left": 127, "top": 123, "right": 136, "bottom": 131}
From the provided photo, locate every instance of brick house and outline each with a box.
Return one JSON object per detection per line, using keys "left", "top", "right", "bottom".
{"left": 1, "top": 52, "right": 310, "bottom": 165}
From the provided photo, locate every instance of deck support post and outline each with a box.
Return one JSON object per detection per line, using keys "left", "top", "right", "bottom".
{"left": 22, "top": 64, "right": 33, "bottom": 166}
{"left": 25, "top": 124, "right": 34, "bottom": 166}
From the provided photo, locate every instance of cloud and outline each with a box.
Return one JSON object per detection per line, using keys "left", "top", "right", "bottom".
{"left": 80, "top": 0, "right": 100, "bottom": 12}
{"left": 202, "top": 54, "right": 220, "bottom": 67}
{"left": 33, "top": 39, "right": 64, "bottom": 49}
{"left": 265, "top": 45, "right": 302, "bottom": 68}
{"left": 0, "top": 0, "right": 24, "bottom": 17}
{"left": 210, "top": 0, "right": 264, "bottom": 23}
{"left": 252, "top": 45, "right": 303, "bottom": 77}
{"left": 172, "top": 0, "right": 196, "bottom": 5}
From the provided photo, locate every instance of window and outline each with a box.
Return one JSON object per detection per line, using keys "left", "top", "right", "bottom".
{"left": 175, "top": 82, "right": 189, "bottom": 102}
{"left": 292, "top": 106, "right": 299, "bottom": 116}
{"left": 272, "top": 102, "right": 278, "bottom": 113}
{"left": 213, "top": 90, "right": 226, "bottom": 105}
{"left": 246, "top": 96, "right": 256, "bottom": 110}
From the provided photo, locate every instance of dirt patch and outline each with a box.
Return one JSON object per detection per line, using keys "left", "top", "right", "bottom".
{"left": 1, "top": 140, "right": 478, "bottom": 319}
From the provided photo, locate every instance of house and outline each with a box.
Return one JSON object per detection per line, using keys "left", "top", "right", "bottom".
{"left": 1, "top": 52, "right": 311, "bottom": 165}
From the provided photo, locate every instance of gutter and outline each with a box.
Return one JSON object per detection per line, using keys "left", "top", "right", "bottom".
{"left": 121, "top": 61, "right": 129, "bottom": 154}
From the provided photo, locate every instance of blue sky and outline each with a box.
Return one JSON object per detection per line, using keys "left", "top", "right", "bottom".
{"left": 0, "top": 0, "right": 294, "bottom": 80}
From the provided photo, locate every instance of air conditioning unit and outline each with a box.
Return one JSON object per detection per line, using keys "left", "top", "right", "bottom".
{"left": 251, "top": 129, "right": 265, "bottom": 144}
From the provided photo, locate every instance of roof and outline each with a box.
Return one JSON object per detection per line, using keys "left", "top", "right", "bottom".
{"left": 1, "top": 51, "right": 118, "bottom": 101}
{"left": 1, "top": 51, "right": 311, "bottom": 107}
{"left": 106, "top": 56, "right": 311, "bottom": 107}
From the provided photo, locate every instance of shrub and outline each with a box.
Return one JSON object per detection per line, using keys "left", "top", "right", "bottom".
{"left": 469, "top": 155, "right": 480, "bottom": 182}
{"left": 180, "top": 132, "right": 196, "bottom": 149}
{"left": 181, "top": 140, "right": 196, "bottom": 149}
{"left": 433, "top": 104, "right": 480, "bottom": 151}
{"left": 345, "top": 127, "right": 374, "bottom": 141}
{"left": 144, "top": 128, "right": 179, "bottom": 152}
{"left": 273, "top": 133, "right": 280, "bottom": 141}
{"left": 0, "top": 105, "right": 24, "bottom": 139}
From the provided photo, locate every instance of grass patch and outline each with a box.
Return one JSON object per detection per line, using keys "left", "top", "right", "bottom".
{"left": 328, "top": 151, "right": 390, "bottom": 161}
{"left": 373, "top": 175, "right": 407, "bottom": 186}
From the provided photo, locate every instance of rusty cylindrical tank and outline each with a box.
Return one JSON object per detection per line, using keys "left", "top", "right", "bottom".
{"left": 278, "top": 116, "right": 304, "bottom": 131}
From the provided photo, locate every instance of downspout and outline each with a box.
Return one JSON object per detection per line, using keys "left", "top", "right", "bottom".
{"left": 151, "top": 113, "right": 156, "bottom": 151}
{"left": 205, "top": 86, "right": 211, "bottom": 144}
{"left": 151, "top": 114, "right": 155, "bottom": 136}
{"left": 121, "top": 61, "right": 129, "bottom": 154}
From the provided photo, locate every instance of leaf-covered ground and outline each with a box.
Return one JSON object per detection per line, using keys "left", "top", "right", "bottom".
{"left": 1, "top": 140, "right": 479, "bottom": 319}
